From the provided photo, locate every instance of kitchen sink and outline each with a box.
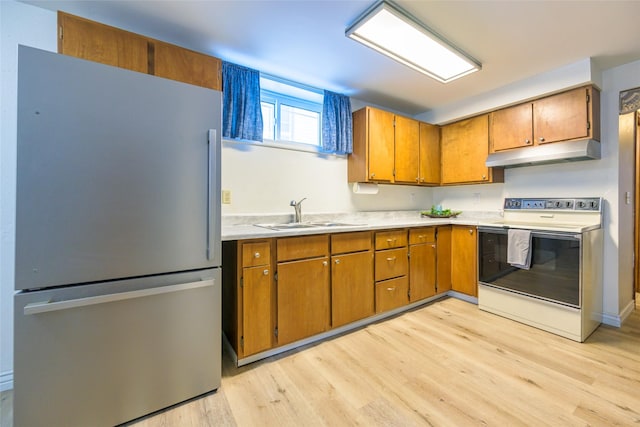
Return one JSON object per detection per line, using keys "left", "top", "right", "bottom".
{"left": 254, "top": 222, "right": 360, "bottom": 231}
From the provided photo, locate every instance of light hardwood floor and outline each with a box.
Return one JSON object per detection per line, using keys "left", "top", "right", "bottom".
{"left": 2, "top": 296, "right": 639, "bottom": 426}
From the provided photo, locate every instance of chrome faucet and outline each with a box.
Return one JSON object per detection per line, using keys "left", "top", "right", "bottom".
{"left": 290, "top": 198, "right": 307, "bottom": 223}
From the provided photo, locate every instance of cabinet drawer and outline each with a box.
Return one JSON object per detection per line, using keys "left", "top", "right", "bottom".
{"left": 331, "top": 231, "right": 372, "bottom": 254}
{"left": 277, "top": 234, "right": 329, "bottom": 262}
{"left": 375, "top": 230, "right": 407, "bottom": 249}
{"left": 375, "top": 247, "right": 408, "bottom": 281}
{"left": 375, "top": 276, "right": 408, "bottom": 313}
{"left": 409, "top": 227, "right": 435, "bottom": 244}
{"left": 242, "top": 241, "right": 271, "bottom": 267}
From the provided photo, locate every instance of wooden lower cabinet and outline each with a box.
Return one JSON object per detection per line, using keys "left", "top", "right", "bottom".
{"left": 408, "top": 228, "right": 437, "bottom": 301}
{"left": 451, "top": 225, "right": 478, "bottom": 296}
{"left": 223, "top": 224, "right": 476, "bottom": 363}
{"left": 242, "top": 265, "right": 273, "bottom": 356}
{"left": 436, "top": 226, "right": 452, "bottom": 293}
{"left": 277, "top": 256, "right": 330, "bottom": 346}
{"left": 222, "top": 239, "right": 275, "bottom": 359}
{"left": 331, "top": 231, "right": 374, "bottom": 328}
{"left": 375, "top": 276, "right": 409, "bottom": 313}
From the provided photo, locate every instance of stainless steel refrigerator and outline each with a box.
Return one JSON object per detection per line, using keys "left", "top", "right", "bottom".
{"left": 14, "top": 46, "right": 222, "bottom": 426}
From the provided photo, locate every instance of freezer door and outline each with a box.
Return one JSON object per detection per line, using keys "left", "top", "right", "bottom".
{"left": 16, "top": 46, "right": 222, "bottom": 290}
{"left": 14, "top": 268, "right": 221, "bottom": 427}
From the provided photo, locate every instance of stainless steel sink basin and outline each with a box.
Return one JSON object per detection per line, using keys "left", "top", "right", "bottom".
{"left": 254, "top": 223, "right": 318, "bottom": 230}
{"left": 254, "top": 222, "right": 361, "bottom": 231}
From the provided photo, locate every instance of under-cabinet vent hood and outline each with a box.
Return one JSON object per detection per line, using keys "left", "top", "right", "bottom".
{"left": 485, "top": 139, "right": 601, "bottom": 168}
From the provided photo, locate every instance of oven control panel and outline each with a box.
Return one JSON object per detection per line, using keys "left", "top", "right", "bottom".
{"left": 504, "top": 197, "right": 601, "bottom": 211}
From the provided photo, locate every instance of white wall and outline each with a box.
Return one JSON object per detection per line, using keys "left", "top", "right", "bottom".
{"left": 0, "top": 0, "right": 57, "bottom": 391}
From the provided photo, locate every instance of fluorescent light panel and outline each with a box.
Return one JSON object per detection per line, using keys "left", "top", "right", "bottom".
{"left": 346, "top": 1, "right": 480, "bottom": 83}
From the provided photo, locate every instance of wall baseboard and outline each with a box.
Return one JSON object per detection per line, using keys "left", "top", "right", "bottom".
{"left": 0, "top": 371, "right": 13, "bottom": 392}
{"left": 602, "top": 299, "right": 636, "bottom": 327}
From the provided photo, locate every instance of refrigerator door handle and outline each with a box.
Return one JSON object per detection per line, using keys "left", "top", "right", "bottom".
{"left": 23, "top": 279, "right": 214, "bottom": 315}
{"left": 207, "top": 128, "right": 220, "bottom": 261}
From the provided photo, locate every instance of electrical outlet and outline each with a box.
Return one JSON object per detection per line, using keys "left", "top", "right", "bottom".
{"left": 222, "top": 190, "right": 231, "bottom": 204}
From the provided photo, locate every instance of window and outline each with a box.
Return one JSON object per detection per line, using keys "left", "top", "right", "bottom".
{"left": 260, "top": 76, "right": 323, "bottom": 148}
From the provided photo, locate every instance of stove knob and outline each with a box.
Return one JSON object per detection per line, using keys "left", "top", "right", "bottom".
{"left": 554, "top": 201, "right": 562, "bottom": 208}
{"left": 577, "top": 201, "right": 586, "bottom": 209}
{"left": 591, "top": 200, "right": 599, "bottom": 209}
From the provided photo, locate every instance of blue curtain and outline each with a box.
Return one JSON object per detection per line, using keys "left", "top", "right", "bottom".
{"left": 222, "top": 62, "right": 263, "bottom": 141}
{"left": 322, "top": 90, "right": 352, "bottom": 154}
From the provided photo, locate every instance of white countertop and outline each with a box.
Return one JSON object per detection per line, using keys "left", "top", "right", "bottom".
{"left": 222, "top": 210, "right": 502, "bottom": 241}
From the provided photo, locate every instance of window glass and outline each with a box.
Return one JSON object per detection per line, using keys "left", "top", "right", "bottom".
{"left": 260, "top": 76, "right": 322, "bottom": 147}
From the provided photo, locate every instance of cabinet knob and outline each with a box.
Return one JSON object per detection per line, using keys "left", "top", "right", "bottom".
{"left": 539, "top": 137, "right": 545, "bottom": 142}
{"left": 370, "top": 172, "right": 376, "bottom": 178}
{"left": 254, "top": 252, "right": 261, "bottom": 259}
{"left": 525, "top": 139, "right": 531, "bottom": 145}
{"left": 469, "top": 229, "right": 474, "bottom": 235}
{"left": 415, "top": 177, "right": 419, "bottom": 182}
{"left": 322, "top": 261, "right": 328, "bottom": 266}
{"left": 482, "top": 175, "right": 487, "bottom": 180}
{"left": 431, "top": 244, "right": 436, "bottom": 249}
{"left": 263, "top": 269, "right": 269, "bottom": 276}
{"left": 335, "top": 259, "right": 341, "bottom": 265}
{"left": 420, "top": 178, "right": 425, "bottom": 182}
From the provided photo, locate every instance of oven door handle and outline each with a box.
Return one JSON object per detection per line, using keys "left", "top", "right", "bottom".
{"left": 478, "top": 226, "right": 581, "bottom": 241}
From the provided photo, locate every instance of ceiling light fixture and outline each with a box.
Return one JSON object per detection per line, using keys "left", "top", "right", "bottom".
{"left": 345, "top": 0, "right": 481, "bottom": 83}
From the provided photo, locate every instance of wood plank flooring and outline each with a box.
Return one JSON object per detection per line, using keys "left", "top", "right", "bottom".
{"left": 2, "top": 296, "right": 639, "bottom": 426}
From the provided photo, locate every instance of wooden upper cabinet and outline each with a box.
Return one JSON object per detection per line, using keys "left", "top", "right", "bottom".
{"left": 58, "top": 11, "right": 149, "bottom": 73}
{"left": 349, "top": 107, "right": 395, "bottom": 183}
{"left": 490, "top": 85, "right": 600, "bottom": 152}
{"left": 394, "top": 115, "right": 420, "bottom": 184}
{"left": 533, "top": 86, "right": 599, "bottom": 144}
{"left": 58, "top": 12, "right": 222, "bottom": 90}
{"left": 441, "top": 114, "right": 503, "bottom": 185}
{"left": 419, "top": 122, "right": 441, "bottom": 185}
{"left": 152, "top": 41, "right": 221, "bottom": 90}
{"left": 395, "top": 119, "right": 440, "bottom": 185}
{"left": 350, "top": 106, "right": 439, "bottom": 186}
{"left": 490, "top": 103, "right": 533, "bottom": 152}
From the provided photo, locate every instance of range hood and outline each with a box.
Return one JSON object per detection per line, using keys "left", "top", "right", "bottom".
{"left": 485, "top": 139, "right": 601, "bottom": 168}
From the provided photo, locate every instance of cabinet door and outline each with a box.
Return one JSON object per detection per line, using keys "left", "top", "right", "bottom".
{"left": 441, "top": 115, "right": 492, "bottom": 184}
{"left": 419, "top": 122, "right": 441, "bottom": 185}
{"left": 367, "top": 108, "right": 395, "bottom": 182}
{"left": 242, "top": 265, "right": 273, "bottom": 356}
{"left": 394, "top": 115, "right": 420, "bottom": 183}
{"left": 152, "top": 41, "right": 221, "bottom": 90}
{"left": 277, "top": 257, "right": 330, "bottom": 345}
{"left": 58, "top": 11, "right": 149, "bottom": 73}
{"left": 534, "top": 87, "right": 590, "bottom": 144}
{"left": 451, "top": 226, "right": 477, "bottom": 296}
{"left": 409, "top": 243, "right": 436, "bottom": 301}
{"left": 331, "top": 251, "right": 374, "bottom": 327}
{"left": 490, "top": 103, "right": 533, "bottom": 152}
{"left": 436, "top": 226, "right": 452, "bottom": 293}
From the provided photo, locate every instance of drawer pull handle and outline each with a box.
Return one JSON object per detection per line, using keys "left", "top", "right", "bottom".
{"left": 254, "top": 252, "right": 261, "bottom": 258}
{"left": 386, "top": 287, "right": 396, "bottom": 291}
{"left": 386, "top": 257, "right": 396, "bottom": 261}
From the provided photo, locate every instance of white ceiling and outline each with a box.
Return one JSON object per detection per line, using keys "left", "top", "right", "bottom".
{"left": 23, "top": 0, "right": 640, "bottom": 116}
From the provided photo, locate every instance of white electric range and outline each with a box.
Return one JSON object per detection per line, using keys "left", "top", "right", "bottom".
{"left": 477, "top": 197, "right": 603, "bottom": 342}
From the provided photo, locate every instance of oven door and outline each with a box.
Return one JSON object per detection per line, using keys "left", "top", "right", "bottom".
{"left": 478, "top": 227, "right": 582, "bottom": 308}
